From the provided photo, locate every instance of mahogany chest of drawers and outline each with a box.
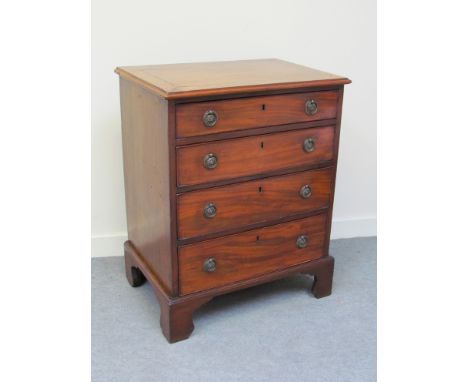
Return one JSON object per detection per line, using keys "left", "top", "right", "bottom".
{"left": 115, "top": 59, "right": 351, "bottom": 343}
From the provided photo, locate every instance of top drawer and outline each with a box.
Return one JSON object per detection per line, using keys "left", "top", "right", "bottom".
{"left": 176, "top": 91, "right": 338, "bottom": 138}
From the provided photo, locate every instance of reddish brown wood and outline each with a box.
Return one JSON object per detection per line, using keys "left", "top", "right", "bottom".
{"left": 176, "top": 90, "right": 338, "bottom": 138}
{"left": 124, "top": 243, "right": 146, "bottom": 287}
{"left": 158, "top": 296, "right": 212, "bottom": 343}
{"left": 119, "top": 78, "right": 174, "bottom": 292}
{"left": 176, "top": 161, "right": 334, "bottom": 193}
{"left": 116, "top": 60, "right": 349, "bottom": 343}
{"left": 167, "top": 101, "right": 179, "bottom": 295}
{"left": 174, "top": 85, "right": 341, "bottom": 104}
{"left": 179, "top": 214, "right": 327, "bottom": 295}
{"left": 176, "top": 119, "right": 336, "bottom": 146}
{"left": 177, "top": 167, "right": 333, "bottom": 240}
{"left": 124, "top": 240, "right": 334, "bottom": 342}
{"left": 178, "top": 208, "right": 328, "bottom": 246}
{"left": 124, "top": 241, "right": 212, "bottom": 342}
{"left": 310, "top": 255, "right": 335, "bottom": 298}
{"left": 115, "top": 59, "right": 351, "bottom": 100}
{"left": 177, "top": 126, "right": 335, "bottom": 187}
{"left": 323, "top": 86, "right": 345, "bottom": 256}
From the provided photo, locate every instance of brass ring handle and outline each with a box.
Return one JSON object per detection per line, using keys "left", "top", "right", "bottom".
{"left": 303, "top": 138, "right": 316, "bottom": 153}
{"left": 203, "top": 153, "right": 218, "bottom": 169}
{"left": 296, "top": 235, "right": 309, "bottom": 249}
{"left": 300, "top": 185, "right": 312, "bottom": 199}
{"left": 203, "top": 257, "right": 217, "bottom": 272}
{"left": 204, "top": 202, "right": 217, "bottom": 219}
{"left": 305, "top": 100, "right": 318, "bottom": 115}
{"left": 203, "top": 110, "right": 218, "bottom": 128}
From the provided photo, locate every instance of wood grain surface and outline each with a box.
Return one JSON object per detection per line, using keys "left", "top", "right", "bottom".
{"left": 177, "top": 167, "right": 333, "bottom": 240}
{"left": 176, "top": 90, "right": 338, "bottom": 137}
{"left": 178, "top": 214, "right": 327, "bottom": 295}
{"left": 116, "top": 59, "right": 350, "bottom": 342}
{"left": 177, "top": 126, "right": 335, "bottom": 186}
{"left": 125, "top": 239, "right": 335, "bottom": 343}
{"left": 120, "top": 78, "right": 174, "bottom": 291}
{"left": 115, "top": 59, "right": 351, "bottom": 99}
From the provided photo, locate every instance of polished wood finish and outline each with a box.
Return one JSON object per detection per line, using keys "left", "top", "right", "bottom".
{"left": 323, "top": 86, "right": 345, "bottom": 260}
{"left": 177, "top": 125, "right": 334, "bottom": 186}
{"left": 115, "top": 59, "right": 351, "bottom": 100}
{"left": 116, "top": 59, "right": 349, "bottom": 343}
{"left": 309, "top": 255, "right": 335, "bottom": 298}
{"left": 176, "top": 118, "right": 335, "bottom": 146}
{"left": 120, "top": 78, "right": 174, "bottom": 292}
{"left": 179, "top": 214, "right": 327, "bottom": 295}
{"left": 176, "top": 90, "right": 338, "bottom": 137}
{"left": 177, "top": 167, "right": 333, "bottom": 240}
{"left": 124, "top": 239, "right": 334, "bottom": 342}
{"left": 177, "top": 160, "right": 334, "bottom": 193}
{"left": 124, "top": 241, "right": 212, "bottom": 342}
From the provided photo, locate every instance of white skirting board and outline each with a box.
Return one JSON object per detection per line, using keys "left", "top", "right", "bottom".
{"left": 330, "top": 217, "right": 377, "bottom": 240}
{"left": 91, "top": 233, "right": 128, "bottom": 258}
{"left": 91, "top": 217, "right": 376, "bottom": 258}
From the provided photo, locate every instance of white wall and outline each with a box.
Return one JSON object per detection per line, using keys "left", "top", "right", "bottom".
{"left": 91, "top": 0, "right": 376, "bottom": 257}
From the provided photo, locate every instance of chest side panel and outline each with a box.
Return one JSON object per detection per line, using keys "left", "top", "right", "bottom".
{"left": 120, "top": 78, "right": 174, "bottom": 292}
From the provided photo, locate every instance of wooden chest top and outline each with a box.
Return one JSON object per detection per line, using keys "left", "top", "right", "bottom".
{"left": 115, "top": 59, "right": 351, "bottom": 99}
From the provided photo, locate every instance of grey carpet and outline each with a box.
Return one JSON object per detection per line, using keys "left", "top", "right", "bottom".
{"left": 92, "top": 237, "right": 376, "bottom": 382}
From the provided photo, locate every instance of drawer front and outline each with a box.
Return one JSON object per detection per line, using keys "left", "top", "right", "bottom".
{"left": 177, "top": 167, "right": 333, "bottom": 240}
{"left": 176, "top": 91, "right": 338, "bottom": 138}
{"left": 177, "top": 126, "right": 334, "bottom": 187}
{"left": 179, "top": 214, "right": 327, "bottom": 295}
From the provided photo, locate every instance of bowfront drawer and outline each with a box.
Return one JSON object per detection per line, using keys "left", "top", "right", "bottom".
{"left": 178, "top": 213, "right": 327, "bottom": 295}
{"left": 176, "top": 91, "right": 338, "bottom": 138}
{"left": 177, "top": 126, "right": 334, "bottom": 187}
{"left": 177, "top": 167, "right": 333, "bottom": 240}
